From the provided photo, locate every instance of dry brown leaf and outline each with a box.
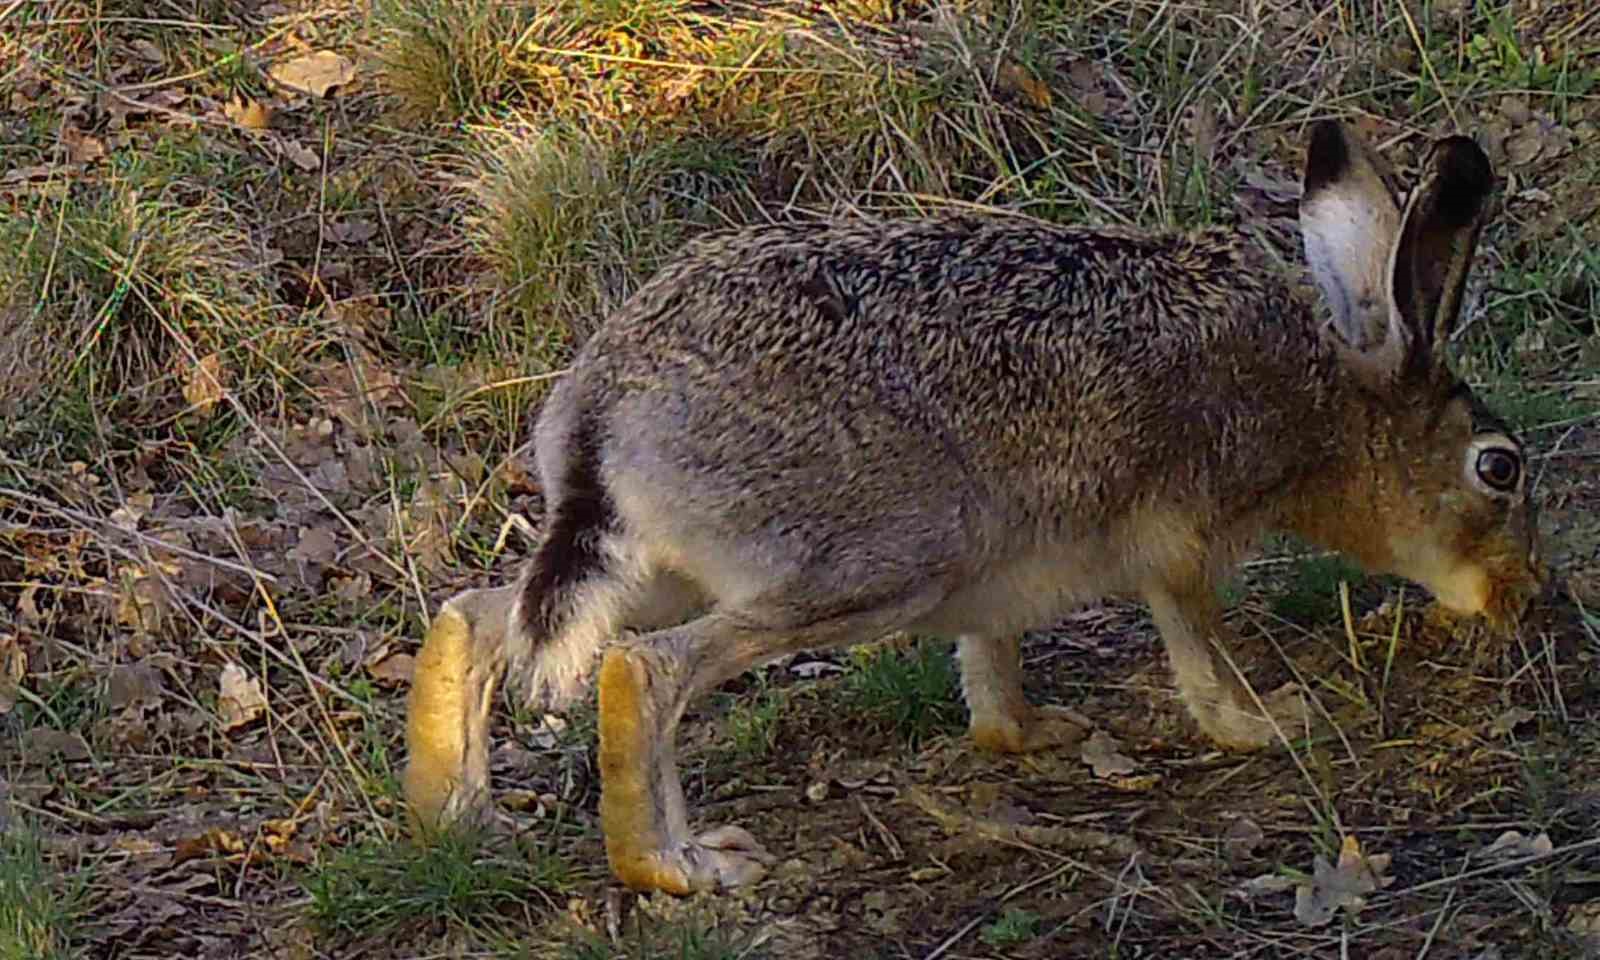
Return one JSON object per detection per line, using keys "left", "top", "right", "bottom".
{"left": 61, "top": 125, "right": 106, "bottom": 165}
{"left": 22, "top": 728, "right": 92, "bottom": 761}
{"left": 269, "top": 50, "right": 354, "bottom": 98}
{"left": 109, "top": 491, "right": 155, "bottom": 531}
{"left": 0, "top": 633, "right": 24, "bottom": 713}
{"left": 1223, "top": 817, "right": 1266, "bottom": 864}
{"left": 1294, "top": 834, "right": 1393, "bottom": 927}
{"left": 217, "top": 663, "right": 267, "bottom": 730}
{"left": 223, "top": 94, "right": 272, "bottom": 130}
{"left": 172, "top": 827, "right": 245, "bottom": 865}
{"left": 129, "top": 38, "right": 165, "bottom": 64}
{"left": 182, "top": 352, "right": 228, "bottom": 415}
{"left": 282, "top": 139, "right": 320, "bottom": 171}
{"left": 1481, "top": 829, "right": 1554, "bottom": 861}
{"left": 107, "top": 661, "right": 166, "bottom": 709}
{"left": 367, "top": 652, "right": 414, "bottom": 686}
{"left": 1568, "top": 901, "right": 1600, "bottom": 945}
{"left": 1081, "top": 730, "right": 1137, "bottom": 778}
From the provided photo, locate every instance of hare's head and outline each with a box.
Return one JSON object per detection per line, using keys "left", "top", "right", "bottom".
{"left": 1297, "top": 121, "right": 1542, "bottom": 626}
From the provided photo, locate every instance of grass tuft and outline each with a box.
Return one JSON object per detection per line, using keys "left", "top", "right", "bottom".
{"left": 373, "top": 0, "right": 539, "bottom": 123}
{"left": 843, "top": 637, "right": 963, "bottom": 746}
{"left": 1272, "top": 553, "right": 1367, "bottom": 625}
{"left": 0, "top": 820, "right": 87, "bottom": 960}
{"left": 305, "top": 830, "right": 570, "bottom": 938}
{"left": 0, "top": 153, "right": 277, "bottom": 436}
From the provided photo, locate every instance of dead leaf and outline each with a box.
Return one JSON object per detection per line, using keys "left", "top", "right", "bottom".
{"left": 328, "top": 219, "right": 378, "bottom": 244}
{"left": 1568, "top": 901, "right": 1600, "bottom": 945}
{"left": 269, "top": 50, "right": 355, "bottom": 98}
{"left": 172, "top": 827, "right": 245, "bottom": 866}
{"left": 1230, "top": 872, "right": 1297, "bottom": 901}
{"left": 61, "top": 125, "right": 106, "bottom": 165}
{"left": 109, "top": 491, "right": 155, "bottom": 532}
{"left": 223, "top": 94, "right": 272, "bottom": 130}
{"left": 1223, "top": 817, "right": 1266, "bottom": 864}
{"left": 1481, "top": 829, "right": 1554, "bottom": 861}
{"left": 1081, "top": 730, "right": 1137, "bottom": 778}
{"left": 1294, "top": 835, "right": 1393, "bottom": 927}
{"left": 282, "top": 139, "right": 320, "bottom": 171}
{"left": 288, "top": 525, "right": 339, "bottom": 566}
{"left": 0, "top": 634, "right": 24, "bottom": 715}
{"left": 367, "top": 652, "right": 414, "bottom": 686}
{"left": 1490, "top": 706, "right": 1536, "bottom": 737}
{"left": 217, "top": 663, "right": 267, "bottom": 730}
{"left": 181, "top": 352, "right": 228, "bottom": 415}
{"left": 106, "top": 662, "right": 165, "bottom": 709}
{"left": 22, "top": 728, "right": 92, "bottom": 761}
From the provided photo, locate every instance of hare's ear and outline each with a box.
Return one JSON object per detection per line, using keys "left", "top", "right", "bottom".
{"left": 1299, "top": 121, "right": 1408, "bottom": 378}
{"left": 1388, "top": 134, "right": 1495, "bottom": 380}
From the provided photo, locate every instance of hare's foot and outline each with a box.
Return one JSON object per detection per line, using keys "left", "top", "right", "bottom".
{"left": 1192, "top": 681, "right": 1314, "bottom": 752}
{"left": 959, "top": 635, "right": 1092, "bottom": 754}
{"left": 1146, "top": 583, "right": 1316, "bottom": 753}
{"left": 970, "top": 703, "right": 1094, "bottom": 754}
{"left": 404, "top": 586, "right": 515, "bottom": 834}
{"left": 609, "top": 825, "right": 775, "bottom": 895}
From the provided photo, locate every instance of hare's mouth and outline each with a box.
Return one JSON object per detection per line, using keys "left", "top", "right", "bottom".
{"left": 1479, "top": 560, "right": 1543, "bottom": 630}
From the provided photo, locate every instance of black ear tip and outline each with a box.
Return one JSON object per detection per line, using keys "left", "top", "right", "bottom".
{"left": 1431, "top": 135, "right": 1495, "bottom": 224}
{"left": 1304, "top": 120, "right": 1351, "bottom": 195}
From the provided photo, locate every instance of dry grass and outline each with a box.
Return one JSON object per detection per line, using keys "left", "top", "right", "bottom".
{"left": 2, "top": 0, "right": 1600, "bottom": 957}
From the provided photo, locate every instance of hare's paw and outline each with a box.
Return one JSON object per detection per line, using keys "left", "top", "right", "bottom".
{"left": 611, "top": 825, "right": 775, "bottom": 894}
{"left": 404, "top": 592, "right": 510, "bottom": 833}
{"left": 971, "top": 704, "right": 1093, "bottom": 754}
{"left": 1202, "top": 682, "right": 1314, "bottom": 752}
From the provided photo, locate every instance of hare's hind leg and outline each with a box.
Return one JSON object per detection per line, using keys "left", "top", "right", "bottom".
{"left": 1143, "top": 583, "right": 1312, "bottom": 751}
{"left": 599, "top": 595, "right": 940, "bottom": 894}
{"left": 959, "top": 635, "right": 1091, "bottom": 754}
{"left": 404, "top": 585, "right": 516, "bottom": 834}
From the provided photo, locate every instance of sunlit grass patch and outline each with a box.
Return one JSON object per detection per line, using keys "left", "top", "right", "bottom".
{"left": 373, "top": 0, "right": 539, "bottom": 123}
{"left": 306, "top": 830, "right": 571, "bottom": 939}
{"left": 0, "top": 820, "right": 88, "bottom": 960}
{"left": 0, "top": 155, "right": 280, "bottom": 439}
{"left": 843, "top": 637, "right": 963, "bottom": 746}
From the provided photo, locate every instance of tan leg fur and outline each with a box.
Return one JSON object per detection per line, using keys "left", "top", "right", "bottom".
{"left": 403, "top": 586, "right": 514, "bottom": 834}
{"left": 959, "top": 635, "right": 1091, "bottom": 754}
{"left": 599, "top": 644, "right": 773, "bottom": 893}
{"left": 1144, "top": 583, "right": 1312, "bottom": 751}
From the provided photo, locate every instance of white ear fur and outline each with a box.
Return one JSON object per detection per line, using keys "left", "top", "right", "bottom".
{"left": 1299, "top": 122, "right": 1409, "bottom": 380}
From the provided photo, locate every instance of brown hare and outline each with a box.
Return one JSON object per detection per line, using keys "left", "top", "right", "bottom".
{"left": 403, "top": 121, "right": 1541, "bottom": 895}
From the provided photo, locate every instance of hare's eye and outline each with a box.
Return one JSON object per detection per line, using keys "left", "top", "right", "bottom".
{"left": 1475, "top": 448, "right": 1521, "bottom": 492}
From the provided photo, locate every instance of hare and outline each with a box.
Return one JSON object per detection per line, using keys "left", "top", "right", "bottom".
{"left": 403, "top": 121, "right": 1541, "bottom": 894}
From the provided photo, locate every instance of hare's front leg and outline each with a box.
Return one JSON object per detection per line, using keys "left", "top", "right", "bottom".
{"left": 404, "top": 586, "right": 515, "bottom": 833}
{"left": 958, "top": 635, "right": 1091, "bottom": 753}
{"left": 1144, "top": 582, "right": 1311, "bottom": 751}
